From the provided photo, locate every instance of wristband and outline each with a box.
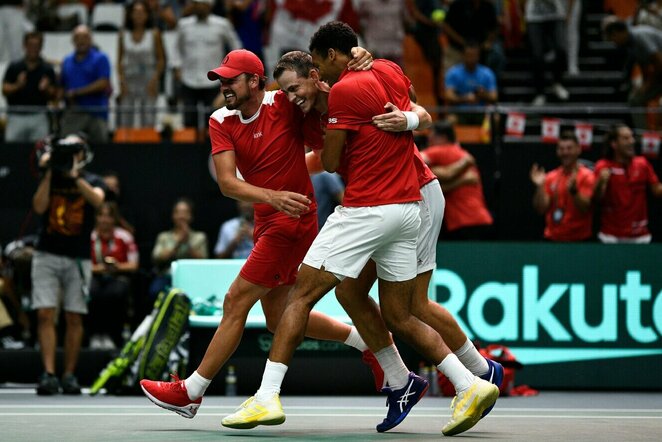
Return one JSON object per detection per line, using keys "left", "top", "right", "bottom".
{"left": 403, "top": 111, "right": 419, "bottom": 131}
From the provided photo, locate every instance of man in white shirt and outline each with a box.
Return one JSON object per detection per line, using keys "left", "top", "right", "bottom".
{"left": 171, "top": 0, "right": 241, "bottom": 131}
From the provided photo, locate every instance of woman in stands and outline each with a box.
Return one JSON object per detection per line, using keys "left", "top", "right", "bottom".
{"left": 117, "top": 0, "right": 165, "bottom": 128}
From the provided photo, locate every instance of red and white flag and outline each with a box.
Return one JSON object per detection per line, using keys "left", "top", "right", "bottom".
{"left": 541, "top": 118, "right": 561, "bottom": 143}
{"left": 641, "top": 131, "right": 661, "bottom": 159}
{"left": 575, "top": 123, "right": 593, "bottom": 150}
{"left": 506, "top": 112, "right": 526, "bottom": 137}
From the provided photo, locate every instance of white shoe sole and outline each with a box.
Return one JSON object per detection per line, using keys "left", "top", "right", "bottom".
{"left": 141, "top": 384, "right": 199, "bottom": 419}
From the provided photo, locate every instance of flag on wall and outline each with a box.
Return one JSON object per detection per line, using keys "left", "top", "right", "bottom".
{"left": 641, "top": 132, "right": 661, "bottom": 159}
{"left": 575, "top": 123, "right": 593, "bottom": 150}
{"left": 506, "top": 112, "right": 526, "bottom": 137}
{"left": 541, "top": 118, "right": 561, "bottom": 143}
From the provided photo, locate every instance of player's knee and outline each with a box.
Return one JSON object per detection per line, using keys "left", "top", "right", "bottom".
{"left": 222, "top": 288, "right": 253, "bottom": 319}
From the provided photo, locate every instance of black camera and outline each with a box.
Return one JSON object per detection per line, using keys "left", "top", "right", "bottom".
{"left": 36, "top": 134, "right": 93, "bottom": 174}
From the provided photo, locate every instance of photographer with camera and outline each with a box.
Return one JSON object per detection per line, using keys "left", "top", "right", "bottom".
{"left": 32, "top": 134, "right": 105, "bottom": 395}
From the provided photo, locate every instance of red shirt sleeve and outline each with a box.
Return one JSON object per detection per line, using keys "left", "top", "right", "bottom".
{"left": 327, "top": 78, "right": 368, "bottom": 132}
{"left": 642, "top": 157, "right": 660, "bottom": 185}
{"left": 209, "top": 114, "right": 235, "bottom": 155}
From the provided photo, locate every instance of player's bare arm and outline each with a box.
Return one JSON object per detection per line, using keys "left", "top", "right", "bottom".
{"left": 213, "top": 150, "right": 311, "bottom": 218}
{"left": 372, "top": 101, "right": 432, "bottom": 132}
{"left": 321, "top": 129, "right": 347, "bottom": 173}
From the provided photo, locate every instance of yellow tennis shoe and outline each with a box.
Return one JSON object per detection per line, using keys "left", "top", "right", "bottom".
{"left": 221, "top": 394, "right": 286, "bottom": 429}
{"left": 442, "top": 378, "right": 499, "bottom": 436}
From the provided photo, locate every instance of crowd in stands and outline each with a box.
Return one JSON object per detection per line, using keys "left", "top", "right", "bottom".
{"left": 0, "top": 1, "right": 661, "bottom": 361}
{"left": 1, "top": 0, "right": 660, "bottom": 143}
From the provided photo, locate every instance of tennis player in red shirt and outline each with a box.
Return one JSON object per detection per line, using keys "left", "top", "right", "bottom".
{"left": 274, "top": 50, "right": 504, "bottom": 432}
{"left": 594, "top": 124, "right": 662, "bottom": 243}
{"left": 530, "top": 131, "right": 595, "bottom": 241}
{"left": 223, "top": 22, "right": 498, "bottom": 437}
{"left": 139, "top": 48, "right": 379, "bottom": 420}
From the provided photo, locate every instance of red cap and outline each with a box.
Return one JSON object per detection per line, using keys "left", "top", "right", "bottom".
{"left": 207, "top": 50, "right": 264, "bottom": 81}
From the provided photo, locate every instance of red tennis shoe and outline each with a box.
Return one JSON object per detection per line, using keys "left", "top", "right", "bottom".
{"left": 140, "top": 374, "right": 202, "bottom": 418}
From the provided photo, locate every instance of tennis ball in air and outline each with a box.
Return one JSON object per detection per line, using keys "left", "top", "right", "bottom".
{"left": 431, "top": 9, "right": 446, "bottom": 23}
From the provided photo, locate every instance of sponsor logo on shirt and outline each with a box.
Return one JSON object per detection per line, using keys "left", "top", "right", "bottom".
{"left": 328, "top": 118, "right": 337, "bottom": 124}
{"left": 253, "top": 131, "right": 263, "bottom": 139}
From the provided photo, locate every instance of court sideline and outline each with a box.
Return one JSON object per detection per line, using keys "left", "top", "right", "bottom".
{"left": 1, "top": 388, "right": 661, "bottom": 441}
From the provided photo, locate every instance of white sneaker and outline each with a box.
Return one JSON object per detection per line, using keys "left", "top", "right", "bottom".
{"left": 532, "top": 94, "right": 546, "bottom": 106}
{"left": 442, "top": 378, "right": 500, "bottom": 436}
{"left": 552, "top": 83, "right": 569, "bottom": 101}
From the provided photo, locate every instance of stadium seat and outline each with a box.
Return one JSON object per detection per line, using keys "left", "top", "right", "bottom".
{"left": 455, "top": 125, "right": 490, "bottom": 144}
{"left": 171, "top": 128, "right": 197, "bottom": 143}
{"left": 57, "top": 3, "right": 89, "bottom": 27}
{"left": 113, "top": 127, "right": 161, "bottom": 143}
{"left": 91, "top": 4, "right": 124, "bottom": 31}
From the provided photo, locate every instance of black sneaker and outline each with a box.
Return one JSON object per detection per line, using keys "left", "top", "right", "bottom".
{"left": 61, "top": 373, "right": 81, "bottom": 395}
{"left": 36, "top": 372, "right": 60, "bottom": 395}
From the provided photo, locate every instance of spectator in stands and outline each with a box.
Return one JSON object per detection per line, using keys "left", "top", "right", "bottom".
{"left": 421, "top": 121, "right": 493, "bottom": 240}
{"left": 594, "top": 123, "right": 662, "bottom": 243}
{"left": 312, "top": 171, "right": 345, "bottom": 230}
{"left": 226, "top": 0, "right": 266, "bottom": 61}
{"left": 355, "top": 0, "right": 406, "bottom": 65}
{"left": 171, "top": 0, "right": 241, "bottom": 135}
{"left": 264, "top": 0, "right": 345, "bottom": 76}
{"left": 525, "top": 0, "right": 570, "bottom": 106}
{"left": 214, "top": 200, "right": 254, "bottom": 259}
{"left": 603, "top": 18, "right": 662, "bottom": 130}
{"left": 31, "top": 134, "right": 105, "bottom": 395}
{"left": 530, "top": 131, "right": 595, "bottom": 242}
{"left": 59, "top": 25, "right": 112, "bottom": 144}
{"left": 444, "top": 41, "right": 498, "bottom": 125}
{"left": 117, "top": 0, "right": 166, "bottom": 128}
{"left": 146, "top": 0, "right": 180, "bottom": 30}
{"left": 2, "top": 31, "right": 57, "bottom": 143}
{"left": 102, "top": 170, "right": 136, "bottom": 238}
{"left": 150, "top": 197, "right": 208, "bottom": 298}
{"left": 443, "top": 0, "right": 506, "bottom": 80}
{"left": 404, "top": 0, "right": 444, "bottom": 104}
{"left": 0, "top": 1, "right": 33, "bottom": 64}
{"left": 88, "top": 201, "right": 139, "bottom": 350}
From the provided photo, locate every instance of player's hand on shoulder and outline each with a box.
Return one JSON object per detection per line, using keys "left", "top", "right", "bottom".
{"left": 372, "top": 102, "right": 406, "bottom": 132}
{"left": 348, "top": 47, "right": 373, "bottom": 71}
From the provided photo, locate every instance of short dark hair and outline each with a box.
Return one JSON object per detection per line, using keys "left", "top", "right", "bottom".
{"left": 309, "top": 21, "right": 358, "bottom": 58}
{"left": 559, "top": 130, "right": 578, "bottom": 144}
{"left": 434, "top": 121, "right": 456, "bottom": 143}
{"left": 273, "top": 51, "right": 315, "bottom": 80}
{"left": 603, "top": 123, "right": 630, "bottom": 159}
{"left": 24, "top": 31, "right": 43, "bottom": 46}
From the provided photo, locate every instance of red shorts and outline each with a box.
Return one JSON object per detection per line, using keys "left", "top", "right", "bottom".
{"left": 240, "top": 210, "right": 318, "bottom": 288}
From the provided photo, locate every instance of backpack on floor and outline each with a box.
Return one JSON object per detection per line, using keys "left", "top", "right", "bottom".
{"left": 90, "top": 288, "right": 191, "bottom": 395}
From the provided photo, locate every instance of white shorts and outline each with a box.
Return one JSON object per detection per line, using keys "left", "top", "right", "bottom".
{"left": 303, "top": 202, "right": 421, "bottom": 282}
{"left": 417, "top": 180, "right": 445, "bottom": 273}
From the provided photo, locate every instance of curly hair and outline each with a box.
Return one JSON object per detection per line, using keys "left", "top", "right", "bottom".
{"left": 309, "top": 21, "right": 358, "bottom": 58}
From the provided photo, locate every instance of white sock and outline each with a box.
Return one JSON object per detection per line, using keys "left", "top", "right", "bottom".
{"left": 454, "top": 339, "right": 489, "bottom": 376}
{"left": 184, "top": 370, "right": 211, "bottom": 400}
{"left": 255, "top": 359, "right": 288, "bottom": 402}
{"left": 374, "top": 344, "right": 409, "bottom": 390}
{"left": 438, "top": 353, "right": 475, "bottom": 393}
{"left": 343, "top": 327, "right": 368, "bottom": 352}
